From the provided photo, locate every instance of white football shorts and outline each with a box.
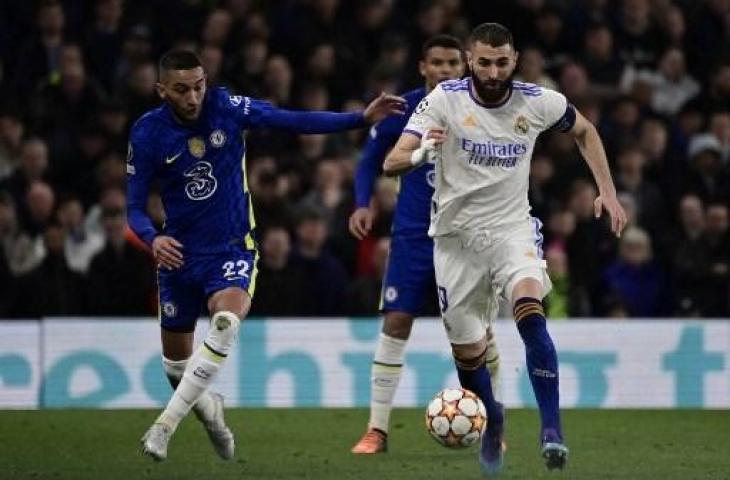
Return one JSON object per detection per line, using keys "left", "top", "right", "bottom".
{"left": 433, "top": 217, "right": 552, "bottom": 345}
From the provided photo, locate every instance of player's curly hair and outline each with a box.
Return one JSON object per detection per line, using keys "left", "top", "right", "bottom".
{"left": 468, "top": 23, "right": 514, "bottom": 49}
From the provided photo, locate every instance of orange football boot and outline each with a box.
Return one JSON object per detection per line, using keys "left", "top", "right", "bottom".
{"left": 351, "top": 428, "right": 388, "bottom": 454}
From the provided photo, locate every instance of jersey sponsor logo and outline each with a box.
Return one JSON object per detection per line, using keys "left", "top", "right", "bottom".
{"left": 184, "top": 161, "right": 218, "bottom": 200}
{"left": 165, "top": 152, "right": 182, "bottom": 164}
{"left": 514, "top": 115, "right": 530, "bottom": 135}
{"left": 188, "top": 136, "right": 206, "bottom": 158}
{"left": 414, "top": 98, "right": 429, "bottom": 115}
{"left": 162, "top": 302, "right": 177, "bottom": 318}
{"left": 462, "top": 115, "right": 477, "bottom": 127}
{"left": 461, "top": 138, "right": 528, "bottom": 168}
{"left": 209, "top": 129, "right": 227, "bottom": 148}
{"left": 229, "top": 95, "right": 243, "bottom": 106}
{"left": 384, "top": 286, "right": 398, "bottom": 302}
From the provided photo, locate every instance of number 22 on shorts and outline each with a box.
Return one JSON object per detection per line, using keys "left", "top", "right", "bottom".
{"left": 222, "top": 259, "right": 250, "bottom": 280}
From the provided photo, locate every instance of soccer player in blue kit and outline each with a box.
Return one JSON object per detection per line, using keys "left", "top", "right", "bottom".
{"left": 127, "top": 50, "right": 405, "bottom": 461}
{"left": 349, "top": 35, "right": 502, "bottom": 454}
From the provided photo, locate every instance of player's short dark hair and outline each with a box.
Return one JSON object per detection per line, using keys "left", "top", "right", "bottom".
{"left": 158, "top": 49, "right": 203, "bottom": 76}
{"left": 468, "top": 23, "right": 514, "bottom": 49}
{"left": 422, "top": 34, "right": 464, "bottom": 59}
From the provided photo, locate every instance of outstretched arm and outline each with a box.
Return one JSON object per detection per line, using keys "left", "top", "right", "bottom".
{"left": 262, "top": 92, "right": 406, "bottom": 134}
{"left": 568, "top": 110, "right": 627, "bottom": 237}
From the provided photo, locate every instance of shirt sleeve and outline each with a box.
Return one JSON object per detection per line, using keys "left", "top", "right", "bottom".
{"left": 402, "top": 87, "right": 448, "bottom": 139}
{"left": 125, "top": 128, "right": 158, "bottom": 246}
{"left": 226, "top": 93, "right": 367, "bottom": 133}
{"left": 540, "top": 88, "right": 576, "bottom": 133}
{"left": 354, "top": 121, "right": 400, "bottom": 208}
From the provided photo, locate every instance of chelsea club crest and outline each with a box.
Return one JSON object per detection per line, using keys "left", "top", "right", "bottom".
{"left": 209, "top": 129, "right": 226, "bottom": 148}
{"left": 188, "top": 136, "right": 206, "bottom": 158}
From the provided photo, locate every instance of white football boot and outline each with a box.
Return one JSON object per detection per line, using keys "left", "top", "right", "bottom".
{"left": 141, "top": 422, "right": 173, "bottom": 461}
{"left": 195, "top": 392, "right": 235, "bottom": 460}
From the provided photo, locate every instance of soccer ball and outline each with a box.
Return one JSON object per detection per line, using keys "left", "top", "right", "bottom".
{"left": 425, "top": 388, "right": 487, "bottom": 448}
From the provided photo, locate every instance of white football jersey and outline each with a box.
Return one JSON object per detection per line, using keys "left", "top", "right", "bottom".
{"left": 403, "top": 78, "right": 575, "bottom": 236}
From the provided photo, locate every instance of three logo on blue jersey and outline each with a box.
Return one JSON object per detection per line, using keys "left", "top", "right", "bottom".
{"left": 184, "top": 161, "right": 218, "bottom": 200}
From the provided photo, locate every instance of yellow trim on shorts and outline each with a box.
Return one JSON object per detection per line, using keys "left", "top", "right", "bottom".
{"left": 247, "top": 243, "right": 260, "bottom": 299}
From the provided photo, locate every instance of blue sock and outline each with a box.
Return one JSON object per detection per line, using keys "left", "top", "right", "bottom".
{"left": 514, "top": 297, "right": 562, "bottom": 441}
{"left": 455, "top": 351, "right": 503, "bottom": 433}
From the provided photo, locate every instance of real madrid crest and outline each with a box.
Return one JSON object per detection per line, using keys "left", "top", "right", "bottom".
{"left": 210, "top": 129, "right": 226, "bottom": 148}
{"left": 188, "top": 136, "right": 206, "bottom": 158}
{"left": 514, "top": 115, "right": 529, "bottom": 135}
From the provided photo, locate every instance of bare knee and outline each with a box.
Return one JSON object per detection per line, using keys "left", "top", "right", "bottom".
{"left": 451, "top": 336, "right": 488, "bottom": 369}
{"left": 382, "top": 311, "right": 414, "bottom": 339}
{"left": 207, "top": 287, "right": 251, "bottom": 318}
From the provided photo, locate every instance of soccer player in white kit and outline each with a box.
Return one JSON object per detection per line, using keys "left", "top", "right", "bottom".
{"left": 384, "top": 23, "right": 627, "bottom": 476}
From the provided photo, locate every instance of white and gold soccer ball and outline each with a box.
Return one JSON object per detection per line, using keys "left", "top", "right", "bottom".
{"left": 425, "top": 388, "right": 487, "bottom": 448}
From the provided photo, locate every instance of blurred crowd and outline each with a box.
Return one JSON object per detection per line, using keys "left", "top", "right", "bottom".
{"left": 0, "top": 0, "right": 728, "bottom": 319}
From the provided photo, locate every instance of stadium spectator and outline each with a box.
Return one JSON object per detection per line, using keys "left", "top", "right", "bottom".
{"left": 0, "top": 194, "right": 44, "bottom": 276}
{"left": 614, "top": 145, "right": 668, "bottom": 236}
{"left": 671, "top": 194, "right": 707, "bottom": 316}
{"left": 23, "top": 180, "right": 55, "bottom": 237}
{"left": 614, "top": 0, "right": 663, "bottom": 69}
{"left": 709, "top": 111, "right": 730, "bottom": 162}
{"left": 685, "top": 133, "right": 729, "bottom": 203}
{"left": 86, "top": 188, "right": 154, "bottom": 315}
{"left": 528, "top": 153, "right": 557, "bottom": 222}
{"left": 545, "top": 245, "right": 590, "bottom": 318}
{"left": 56, "top": 194, "right": 104, "bottom": 274}
{"left": 702, "top": 203, "right": 730, "bottom": 316}
{"left": 603, "top": 226, "right": 669, "bottom": 317}
{"left": 580, "top": 22, "right": 623, "bottom": 96}
{"left": 620, "top": 47, "right": 700, "bottom": 115}
{"left": 262, "top": 55, "right": 293, "bottom": 107}
{"left": 290, "top": 206, "right": 349, "bottom": 316}
{"left": 516, "top": 47, "right": 558, "bottom": 91}
{"left": 0, "top": 111, "right": 24, "bottom": 180}
{"left": 347, "top": 235, "right": 390, "bottom": 316}
{"left": 565, "top": 179, "right": 616, "bottom": 314}
{"left": 9, "top": 0, "right": 67, "bottom": 102}
{"left": 10, "top": 221, "right": 86, "bottom": 317}
{"left": 84, "top": 0, "right": 124, "bottom": 93}
{"left": 250, "top": 226, "right": 308, "bottom": 317}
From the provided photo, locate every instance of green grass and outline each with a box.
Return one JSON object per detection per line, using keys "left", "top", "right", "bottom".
{"left": 1, "top": 408, "right": 729, "bottom": 480}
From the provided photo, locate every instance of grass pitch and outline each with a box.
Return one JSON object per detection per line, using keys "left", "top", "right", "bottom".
{"left": 1, "top": 408, "right": 728, "bottom": 480}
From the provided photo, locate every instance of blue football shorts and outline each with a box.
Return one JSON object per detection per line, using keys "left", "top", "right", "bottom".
{"left": 157, "top": 245, "right": 258, "bottom": 332}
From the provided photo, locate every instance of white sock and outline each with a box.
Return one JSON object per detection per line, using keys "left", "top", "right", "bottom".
{"left": 369, "top": 333, "right": 407, "bottom": 433}
{"left": 157, "top": 345, "right": 223, "bottom": 430}
{"left": 162, "top": 356, "right": 216, "bottom": 423}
